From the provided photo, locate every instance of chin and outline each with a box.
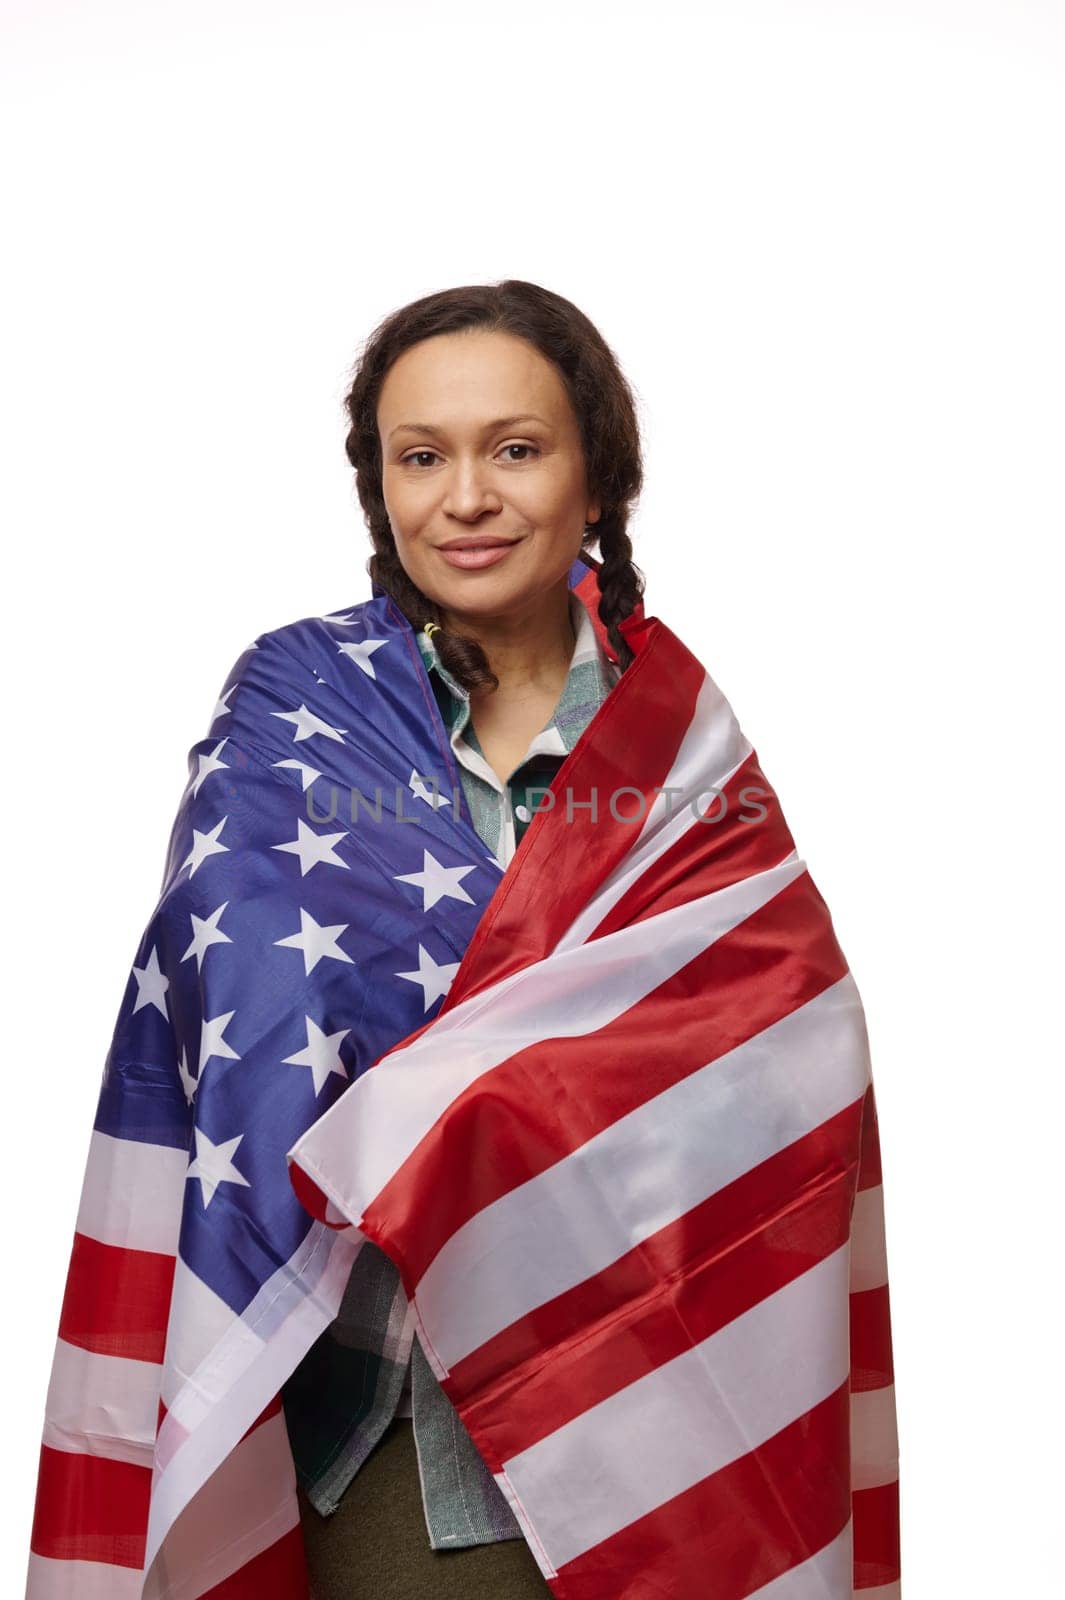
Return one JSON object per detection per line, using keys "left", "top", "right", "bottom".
{"left": 435, "top": 576, "right": 538, "bottom": 618}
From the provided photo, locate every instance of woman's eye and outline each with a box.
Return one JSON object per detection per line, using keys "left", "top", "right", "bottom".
{"left": 400, "top": 443, "right": 539, "bottom": 468}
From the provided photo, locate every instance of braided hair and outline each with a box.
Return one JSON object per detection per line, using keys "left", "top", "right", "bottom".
{"left": 343, "top": 279, "right": 645, "bottom": 694}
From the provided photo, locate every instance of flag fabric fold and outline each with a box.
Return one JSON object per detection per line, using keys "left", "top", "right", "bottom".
{"left": 26, "top": 552, "right": 901, "bottom": 1599}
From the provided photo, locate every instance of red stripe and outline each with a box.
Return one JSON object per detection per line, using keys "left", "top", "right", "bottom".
{"left": 588, "top": 748, "right": 797, "bottom": 941}
{"left": 456, "top": 1100, "right": 865, "bottom": 1455}
{"left": 857, "top": 1082, "right": 884, "bottom": 1188}
{"left": 363, "top": 870, "right": 849, "bottom": 1283}
{"left": 58, "top": 1230, "right": 175, "bottom": 1364}
{"left": 30, "top": 1441, "right": 150, "bottom": 1567}
{"left": 851, "top": 1284, "right": 895, "bottom": 1390}
{"left": 853, "top": 1479, "right": 901, "bottom": 1589}
{"left": 200, "top": 1522, "right": 310, "bottom": 1598}
{"left": 437, "top": 618, "right": 707, "bottom": 1006}
{"left": 288, "top": 1160, "right": 333, "bottom": 1226}
{"left": 551, "top": 1383, "right": 852, "bottom": 1600}
{"left": 851, "top": 1078, "right": 901, "bottom": 1594}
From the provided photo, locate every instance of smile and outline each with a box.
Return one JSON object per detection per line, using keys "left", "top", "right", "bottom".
{"left": 437, "top": 541, "right": 520, "bottom": 570}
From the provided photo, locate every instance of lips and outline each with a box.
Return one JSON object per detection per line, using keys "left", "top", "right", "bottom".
{"left": 438, "top": 539, "right": 518, "bottom": 551}
{"left": 437, "top": 539, "right": 521, "bottom": 570}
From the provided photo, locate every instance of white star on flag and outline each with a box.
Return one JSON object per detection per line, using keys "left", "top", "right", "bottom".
{"left": 273, "top": 758, "right": 322, "bottom": 792}
{"left": 210, "top": 685, "right": 235, "bottom": 727}
{"left": 186, "top": 1128, "right": 251, "bottom": 1208}
{"left": 182, "top": 902, "right": 232, "bottom": 970}
{"left": 177, "top": 1044, "right": 198, "bottom": 1106}
{"left": 131, "top": 946, "right": 169, "bottom": 1017}
{"left": 282, "top": 1017, "right": 351, "bottom": 1095}
{"left": 192, "top": 738, "right": 230, "bottom": 797}
{"left": 270, "top": 704, "right": 347, "bottom": 744}
{"left": 320, "top": 610, "right": 359, "bottom": 626}
{"left": 272, "top": 818, "right": 349, "bottom": 877}
{"left": 409, "top": 768, "right": 451, "bottom": 809}
{"left": 274, "top": 908, "right": 354, "bottom": 975}
{"left": 199, "top": 1010, "right": 241, "bottom": 1073}
{"left": 394, "top": 848, "right": 478, "bottom": 911}
{"left": 182, "top": 816, "right": 229, "bottom": 877}
{"left": 395, "top": 943, "right": 461, "bottom": 1010}
{"left": 336, "top": 637, "right": 389, "bottom": 679}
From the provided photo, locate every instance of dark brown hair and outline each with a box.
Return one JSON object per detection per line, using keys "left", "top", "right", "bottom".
{"left": 341, "top": 279, "right": 645, "bottom": 693}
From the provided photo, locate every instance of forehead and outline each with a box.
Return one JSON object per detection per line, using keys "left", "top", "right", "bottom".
{"left": 378, "top": 330, "right": 570, "bottom": 433}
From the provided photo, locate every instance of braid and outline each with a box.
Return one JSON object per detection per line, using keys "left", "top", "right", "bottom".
{"left": 593, "top": 519, "right": 646, "bottom": 673}
{"left": 366, "top": 524, "right": 500, "bottom": 693}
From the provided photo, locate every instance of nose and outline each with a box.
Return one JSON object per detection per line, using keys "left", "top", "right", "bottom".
{"left": 441, "top": 458, "right": 503, "bottom": 520}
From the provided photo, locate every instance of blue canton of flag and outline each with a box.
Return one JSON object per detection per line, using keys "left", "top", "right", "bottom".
{"left": 105, "top": 591, "right": 505, "bottom": 1314}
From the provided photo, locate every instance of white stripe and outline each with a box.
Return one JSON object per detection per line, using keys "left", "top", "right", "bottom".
{"left": 748, "top": 1518, "right": 854, "bottom": 1597}
{"left": 856, "top": 1583, "right": 901, "bottom": 1599}
{"left": 489, "top": 1468, "right": 557, "bottom": 1581}
{"left": 160, "top": 1254, "right": 242, "bottom": 1412}
{"left": 850, "top": 1182, "right": 889, "bottom": 1291}
{"left": 143, "top": 1410, "right": 299, "bottom": 1600}
{"left": 851, "top": 1382, "right": 900, "bottom": 1490}
{"left": 41, "top": 1337, "right": 159, "bottom": 1466}
{"left": 557, "top": 666, "right": 755, "bottom": 949}
{"left": 75, "top": 1130, "right": 187, "bottom": 1254}
{"left": 287, "top": 852, "right": 806, "bottom": 1224}
{"left": 499, "top": 1245, "right": 852, "bottom": 1570}
{"left": 419, "top": 972, "right": 871, "bottom": 1367}
{"left": 323, "top": 1197, "right": 363, "bottom": 1236}
{"left": 160, "top": 1218, "right": 363, "bottom": 1422}
{"left": 144, "top": 1226, "right": 358, "bottom": 1576}
{"left": 25, "top": 1553, "right": 144, "bottom": 1600}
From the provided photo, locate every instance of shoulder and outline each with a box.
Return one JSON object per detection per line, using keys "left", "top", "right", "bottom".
{"left": 250, "top": 594, "right": 385, "bottom": 665}
{"left": 167, "top": 597, "right": 390, "bottom": 886}
{"left": 203, "top": 591, "right": 421, "bottom": 761}
{"left": 213, "top": 594, "right": 402, "bottom": 695}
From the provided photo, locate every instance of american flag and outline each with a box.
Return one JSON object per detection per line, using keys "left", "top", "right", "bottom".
{"left": 27, "top": 555, "right": 901, "bottom": 1598}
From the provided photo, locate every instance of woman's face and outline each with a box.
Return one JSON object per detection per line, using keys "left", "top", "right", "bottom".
{"left": 377, "top": 329, "right": 600, "bottom": 626}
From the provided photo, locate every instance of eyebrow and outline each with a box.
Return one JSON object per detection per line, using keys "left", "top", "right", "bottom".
{"left": 387, "top": 413, "right": 550, "bottom": 443}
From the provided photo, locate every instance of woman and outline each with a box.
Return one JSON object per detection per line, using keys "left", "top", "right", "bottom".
{"left": 25, "top": 281, "right": 901, "bottom": 1600}
{"left": 288, "top": 283, "right": 641, "bottom": 1596}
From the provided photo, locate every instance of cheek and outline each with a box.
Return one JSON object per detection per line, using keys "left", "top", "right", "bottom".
{"left": 391, "top": 529, "right": 422, "bottom": 575}
{"left": 533, "top": 465, "right": 587, "bottom": 514}
{"left": 509, "top": 482, "right": 571, "bottom": 527}
{"left": 387, "top": 479, "right": 439, "bottom": 534}
{"left": 381, "top": 483, "right": 423, "bottom": 545}
{"left": 382, "top": 511, "right": 415, "bottom": 565}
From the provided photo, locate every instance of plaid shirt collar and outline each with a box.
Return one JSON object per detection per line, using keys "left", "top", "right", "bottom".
{"left": 415, "top": 586, "right": 619, "bottom": 762}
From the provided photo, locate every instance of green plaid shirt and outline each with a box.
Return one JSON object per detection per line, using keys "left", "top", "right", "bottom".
{"left": 282, "top": 588, "right": 619, "bottom": 1550}
{"left": 416, "top": 586, "right": 620, "bottom": 869}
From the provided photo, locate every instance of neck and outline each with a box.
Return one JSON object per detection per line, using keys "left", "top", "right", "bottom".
{"left": 443, "top": 581, "right": 576, "bottom": 699}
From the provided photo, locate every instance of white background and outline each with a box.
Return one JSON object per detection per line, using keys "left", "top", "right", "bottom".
{"left": 2, "top": 1, "right": 1062, "bottom": 1592}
